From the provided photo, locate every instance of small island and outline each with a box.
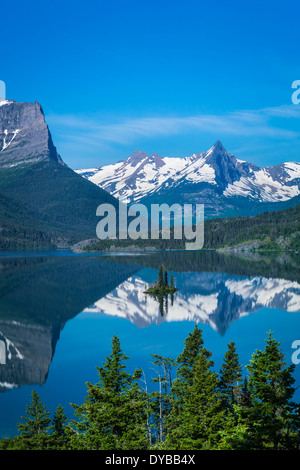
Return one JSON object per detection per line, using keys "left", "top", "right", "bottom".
{"left": 144, "top": 264, "right": 178, "bottom": 295}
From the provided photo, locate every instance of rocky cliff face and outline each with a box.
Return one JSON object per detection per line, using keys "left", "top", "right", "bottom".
{"left": 0, "top": 100, "right": 64, "bottom": 168}
{"left": 0, "top": 321, "right": 60, "bottom": 392}
{"left": 0, "top": 99, "right": 120, "bottom": 246}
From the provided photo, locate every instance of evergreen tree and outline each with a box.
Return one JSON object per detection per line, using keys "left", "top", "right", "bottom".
{"left": 243, "top": 332, "right": 299, "bottom": 449}
{"left": 217, "top": 377, "right": 255, "bottom": 450}
{"left": 158, "top": 264, "right": 164, "bottom": 288}
{"left": 166, "top": 326, "right": 212, "bottom": 442}
{"left": 71, "top": 335, "right": 148, "bottom": 450}
{"left": 158, "top": 294, "right": 164, "bottom": 316}
{"left": 165, "top": 294, "right": 169, "bottom": 314}
{"left": 219, "top": 342, "right": 242, "bottom": 413}
{"left": 220, "top": 334, "right": 300, "bottom": 450}
{"left": 239, "top": 377, "right": 251, "bottom": 405}
{"left": 165, "top": 350, "right": 225, "bottom": 449}
{"left": 3, "top": 329, "right": 300, "bottom": 451}
{"left": 17, "top": 390, "right": 51, "bottom": 449}
{"left": 176, "top": 325, "right": 211, "bottom": 385}
{"left": 0, "top": 437, "right": 15, "bottom": 450}
{"left": 164, "top": 268, "right": 168, "bottom": 287}
{"left": 247, "top": 333, "right": 298, "bottom": 449}
{"left": 50, "top": 404, "right": 69, "bottom": 449}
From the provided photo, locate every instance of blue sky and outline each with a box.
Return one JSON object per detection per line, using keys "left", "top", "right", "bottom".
{"left": 1, "top": 0, "right": 300, "bottom": 168}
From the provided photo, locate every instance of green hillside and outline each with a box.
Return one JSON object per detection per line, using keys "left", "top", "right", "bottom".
{"left": 204, "top": 203, "right": 300, "bottom": 251}
{"left": 0, "top": 191, "right": 55, "bottom": 250}
{"left": 0, "top": 158, "right": 299, "bottom": 252}
{"left": 84, "top": 203, "right": 300, "bottom": 252}
{"left": 0, "top": 160, "right": 118, "bottom": 249}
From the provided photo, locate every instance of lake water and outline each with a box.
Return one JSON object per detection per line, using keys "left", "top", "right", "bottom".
{"left": 0, "top": 250, "right": 300, "bottom": 438}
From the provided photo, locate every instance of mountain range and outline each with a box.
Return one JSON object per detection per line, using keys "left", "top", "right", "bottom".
{"left": 0, "top": 98, "right": 299, "bottom": 249}
{"left": 77, "top": 141, "right": 300, "bottom": 218}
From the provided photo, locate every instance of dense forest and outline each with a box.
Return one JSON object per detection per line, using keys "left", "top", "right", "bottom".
{"left": 0, "top": 160, "right": 118, "bottom": 250}
{"left": 204, "top": 203, "right": 300, "bottom": 250}
{"left": 0, "top": 179, "right": 299, "bottom": 252}
{"left": 84, "top": 204, "right": 300, "bottom": 253}
{"left": 1, "top": 327, "right": 300, "bottom": 450}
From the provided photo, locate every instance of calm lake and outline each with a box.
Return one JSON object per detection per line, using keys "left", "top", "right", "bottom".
{"left": 0, "top": 250, "right": 300, "bottom": 438}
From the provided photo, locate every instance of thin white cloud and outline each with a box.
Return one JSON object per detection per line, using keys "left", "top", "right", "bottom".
{"left": 47, "top": 104, "right": 300, "bottom": 150}
{"left": 261, "top": 104, "right": 300, "bottom": 118}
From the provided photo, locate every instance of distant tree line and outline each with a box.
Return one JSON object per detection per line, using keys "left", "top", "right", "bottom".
{"left": 106, "top": 249, "right": 300, "bottom": 287}
{"left": 202, "top": 203, "right": 300, "bottom": 250}
{"left": 85, "top": 204, "right": 300, "bottom": 252}
{"left": 1, "top": 327, "right": 300, "bottom": 450}
{"left": 1, "top": 184, "right": 298, "bottom": 252}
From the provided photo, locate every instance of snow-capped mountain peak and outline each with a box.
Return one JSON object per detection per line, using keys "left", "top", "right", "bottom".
{"left": 76, "top": 141, "right": 300, "bottom": 217}
{"left": 77, "top": 149, "right": 190, "bottom": 203}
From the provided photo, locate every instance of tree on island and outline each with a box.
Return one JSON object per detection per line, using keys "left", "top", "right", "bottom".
{"left": 145, "top": 265, "right": 177, "bottom": 295}
{"left": 158, "top": 264, "right": 164, "bottom": 288}
{"left": 164, "top": 268, "right": 168, "bottom": 288}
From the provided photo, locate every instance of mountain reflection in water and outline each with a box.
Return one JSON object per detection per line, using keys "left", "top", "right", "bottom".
{"left": 84, "top": 273, "right": 300, "bottom": 334}
{"left": 0, "top": 250, "right": 299, "bottom": 393}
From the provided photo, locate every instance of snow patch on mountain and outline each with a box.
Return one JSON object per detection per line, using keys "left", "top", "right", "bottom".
{"left": 76, "top": 142, "right": 300, "bottom": 206}
{"left": 0, "top": 329, "right": 24, "bottom": 361}
{"left": 1, "top": 129, "right": 21, "bottom": 152}
{"left": 223, "top": 167, "right": 300, "bottom": 202}
{"left": 0, "top": 100, "right": 13, "bottom": 107}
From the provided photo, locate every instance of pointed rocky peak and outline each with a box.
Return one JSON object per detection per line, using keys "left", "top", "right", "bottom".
{"left": 265, "top": 161, "right": 300, "bottom": 183}
{"left": 126, "top": 150, "right": 150, "bottom": 166}
{"left": 125, "top": 150, "right": 166, "bottom": 170}
{"left": 212, "top": 140, "right": 227, "bottom": 152}
{"left": 205, "top": 141, "right": 261, "bottom": 177}
{"left": 148, "top": 152, "right": 165, "bottom": 169}
{"left": 205, "top": 140, "right": 231, "bottom": 160}
{"left": 201, "top": 141, "right": 244, "bottom": 187}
